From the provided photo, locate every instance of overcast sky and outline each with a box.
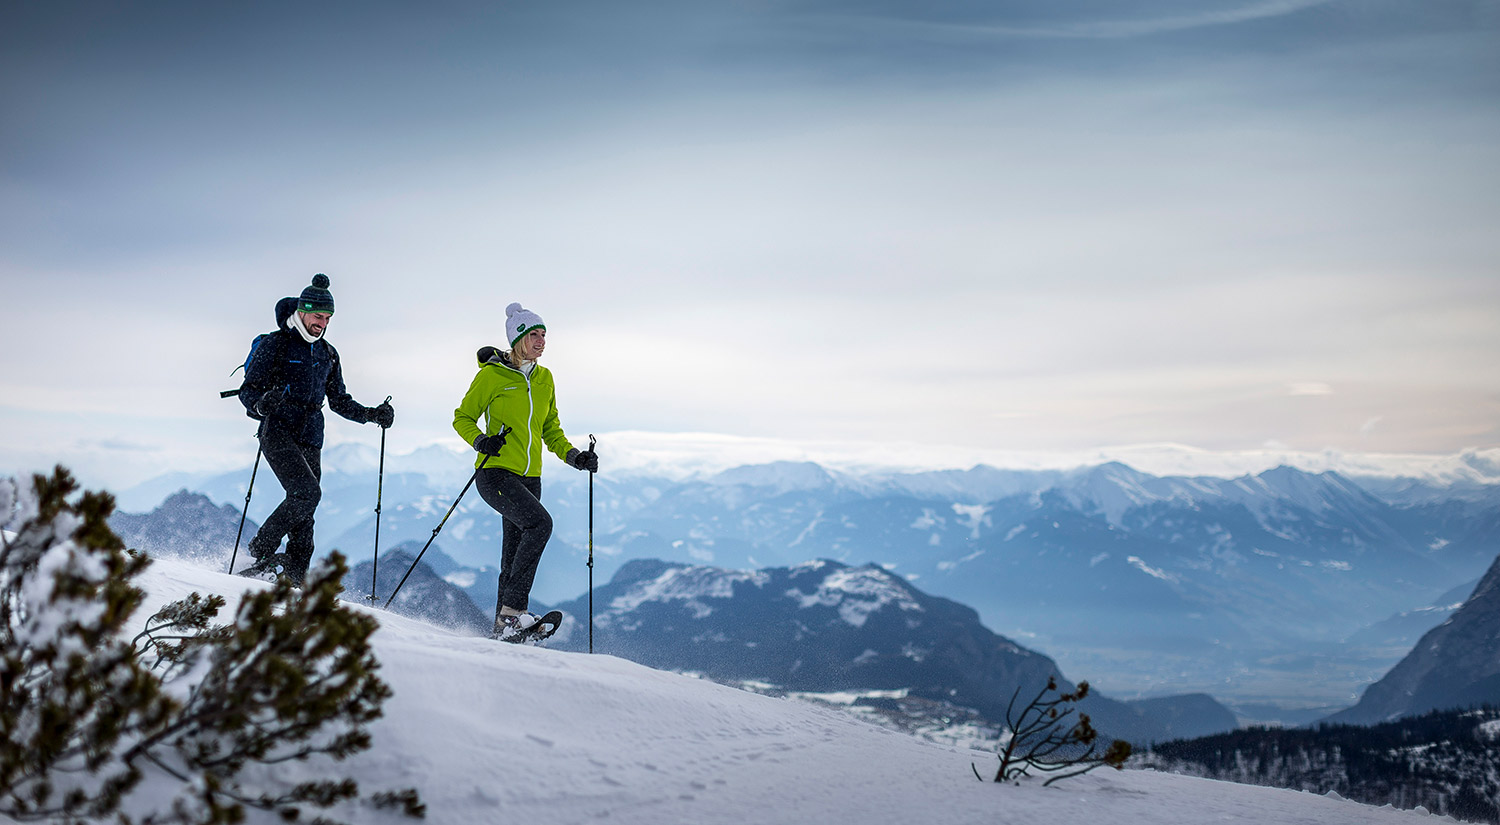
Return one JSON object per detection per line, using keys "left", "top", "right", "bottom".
{"left": 2, "top": 0, "right": 1498, "bottom": 490}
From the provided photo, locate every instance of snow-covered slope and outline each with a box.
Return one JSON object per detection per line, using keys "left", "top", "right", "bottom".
{"left": 118, "top": 556, "right": 1443, "bottom": 824}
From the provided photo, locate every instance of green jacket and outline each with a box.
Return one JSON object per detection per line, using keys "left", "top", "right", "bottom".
{"left": 452, "top": 355, "right": 574, "bottom": 476}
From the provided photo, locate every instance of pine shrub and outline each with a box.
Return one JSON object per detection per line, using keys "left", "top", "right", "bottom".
{"left": 1, "top": 467, "right": 425, "bottom": 824}
{"left": 1, "top": 468, "right": 170, "bottom": 821}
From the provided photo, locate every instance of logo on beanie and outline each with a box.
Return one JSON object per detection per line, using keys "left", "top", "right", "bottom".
{"left": 298, "top": 273, "right": 335, "bottom": 314}
{"left": 517, "top": 323, "right": 524, "bottom": 332}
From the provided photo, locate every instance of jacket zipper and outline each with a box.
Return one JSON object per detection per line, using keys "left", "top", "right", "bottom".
{"left": 490, "top": 361, "right": 536, "bottom": 475}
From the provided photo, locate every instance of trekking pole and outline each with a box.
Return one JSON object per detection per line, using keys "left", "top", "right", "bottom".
{"left": 383, "top": 430, "right": 504, "bottom": 609}
{"left": 368, "top": 395, "right": 391, "bottom": 604}
{"left": 587, "top": 433, "right": 596, "bottom": 654}
{"left": 227, "top": 425, "right": 264, "bottom": 574}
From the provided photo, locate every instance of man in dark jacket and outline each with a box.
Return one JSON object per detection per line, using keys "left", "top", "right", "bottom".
{"left": 237, "top": 274, "right": 394, "bottom": 585}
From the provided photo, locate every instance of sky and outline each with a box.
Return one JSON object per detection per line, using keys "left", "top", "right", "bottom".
{"left": 2, "top": 0, "right": 1499, "bottom": 491}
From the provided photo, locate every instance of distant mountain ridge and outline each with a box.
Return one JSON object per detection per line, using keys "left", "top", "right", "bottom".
{"left": 1344, "top": 577, "right": 1479, "bottom": 649}
{"left": 101, "top": 481, "right": 1500, "bottom": 727}
{"left": 340, "top": 546, "right": 494, "bottom": 637}
{"left": 586, "top": 462, "right": 1497, "bottom": 704}
{"left": 113, "top": 454, "right": 1500, "bottom": 707}
{"left": 109, "top": 489, "right": 260, "bottom": 567}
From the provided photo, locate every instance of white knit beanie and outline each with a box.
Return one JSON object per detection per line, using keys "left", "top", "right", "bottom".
{"left": 506, "top": 303, "right": 545, "bottom": 347}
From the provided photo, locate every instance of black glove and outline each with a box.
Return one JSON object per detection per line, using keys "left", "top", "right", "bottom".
{"left": 368, "top": 401, "right": 395, "bottom": 428}
{"left": 473, "top": 431, "right": 507, "bottom": 456}
{"left": 566, "top": 448, "right": 599, "bottom": 473}
{"left": 253, "top": 387, "right": 288, "bottom": 419}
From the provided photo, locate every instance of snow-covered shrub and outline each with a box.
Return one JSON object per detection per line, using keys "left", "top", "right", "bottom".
{"left": 983, "top": 676, "right": 1131, "bottom": 786}
{"left": 128, "top": 551, "right": 424, "bottom": 823}
{"left": 0, "top": 468, "right": 424, "bottom": 824}
{"left": 1, "top": 467, "right": 171, "bottom": 821}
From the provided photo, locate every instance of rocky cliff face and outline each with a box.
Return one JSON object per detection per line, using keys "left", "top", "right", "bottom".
{"left": 1326, "top": 553, "right": 1500, "bottom": 725}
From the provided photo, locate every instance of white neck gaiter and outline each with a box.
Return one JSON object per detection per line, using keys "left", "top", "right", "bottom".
{"left": 288, "top": 312, "right": 322, "bottom": 343}
{"left": 509, "top": 353, "right": 536, "bottom": 376}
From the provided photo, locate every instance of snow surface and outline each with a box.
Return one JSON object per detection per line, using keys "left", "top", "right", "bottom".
{"left": 36, "top": 555, "right": 1455, "bottom": 825}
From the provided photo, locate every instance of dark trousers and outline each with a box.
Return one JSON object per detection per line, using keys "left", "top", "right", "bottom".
{"left": 475, "top": 468, "right": 552, "bottom": 617}
{"left": 248, "top": 431, "right": 322, "bottom": 580}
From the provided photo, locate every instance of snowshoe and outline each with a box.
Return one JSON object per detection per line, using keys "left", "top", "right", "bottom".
{"left": 490, "top": 612, "right": 538, "bottom": 642}
{"left": 516, "top": 610, "right": 564, "bottom": 645}
{"left": 236, "top": 554, "right": 283, "bottom": 581}
{"left": 491, "top": 610, "right": 564, "bottom": 645}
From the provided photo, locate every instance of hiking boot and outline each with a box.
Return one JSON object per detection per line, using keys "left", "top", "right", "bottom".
{"left": 491, "top": 612, "right": 540, "bottom": 642}
{"left": 236, "top": 554, "right": 283, "bottom": 581}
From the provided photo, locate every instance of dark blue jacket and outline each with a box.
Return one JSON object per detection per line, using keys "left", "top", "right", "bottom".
{"left": 239, "top": 297, "right": 369, "bottom": 447}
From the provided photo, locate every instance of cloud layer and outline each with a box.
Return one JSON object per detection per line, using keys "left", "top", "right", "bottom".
{"left": 1, "top": 0, "right": 1497, "bottom": 488}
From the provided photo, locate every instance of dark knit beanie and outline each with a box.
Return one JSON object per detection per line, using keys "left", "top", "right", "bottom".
{"left": 298, "top": 274, "right": 335, "bottom": 314}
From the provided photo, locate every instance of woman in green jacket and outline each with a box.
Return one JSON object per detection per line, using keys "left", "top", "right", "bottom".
{"left": 453, "top": 303, "right": 598, "bottom": 641}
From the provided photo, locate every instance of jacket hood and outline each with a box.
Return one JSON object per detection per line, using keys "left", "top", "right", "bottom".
{"left": 275, "top": 296, "right": 297, "bottom": 330}
{"left": 477, "top": 345, "right": 506, "bottom": 367}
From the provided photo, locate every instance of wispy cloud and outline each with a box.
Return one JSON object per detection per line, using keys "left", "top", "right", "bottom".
{"left": 857, "top": 0, "right": 1340, "bottom": 41}
{"left": 83, "top": 438, "right": 162, "bottom": 453}
{"left": 1288, "top": 383, "right": 1335, "bottom": 397}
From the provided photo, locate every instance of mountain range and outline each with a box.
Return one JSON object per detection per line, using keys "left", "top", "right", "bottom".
{"left": 101, "top": 487, "right": 1236, "bottom": 743}
{"left": 104, "top": 476, "right": 1500, "bottom": 739}
{"left": 542, "top": 555, "right": 1238, "bottom": 744}
{"left": 110, "top": 450, "right": 1500, "bottom": 711}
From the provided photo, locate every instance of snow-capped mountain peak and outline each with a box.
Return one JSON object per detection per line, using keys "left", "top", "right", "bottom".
{"left": 1058, "top": 461, "right": 1191, "bottom": 524}
{"left": 605, "top": 561, "right": 771, "bottom": 619}
{"left": 1245, "top": 466, "right": 1384, "bottom": 513}
{"left": 318, "top": 441, "right": 381, "bottom": 476}
{"left": 784, "top": 564, "right": 924, "bottom": 628}
{"left": 705, "top": 461, "right": 846, "bottom": 493}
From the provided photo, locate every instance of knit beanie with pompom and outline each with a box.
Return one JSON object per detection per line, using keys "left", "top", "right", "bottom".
{"left": 298, "top": 274, "right": 335, "bottom": 314}
{"left": 506, "top": 303, "right": 544, "bottom": 347}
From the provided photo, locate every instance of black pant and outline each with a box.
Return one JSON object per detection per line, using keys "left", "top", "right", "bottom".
{"left": 475, "top": 468, "right": 552, "bottom": 617}
{"left": 248, "top": 431, "right": 322, "bottom": 581}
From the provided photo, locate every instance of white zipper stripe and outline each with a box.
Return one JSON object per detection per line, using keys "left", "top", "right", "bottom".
{"left": 492, "top": 360, "right": 537, "bottom": 475}
{"left": 523, "top": 371, "right": 535, "bottom": 475}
